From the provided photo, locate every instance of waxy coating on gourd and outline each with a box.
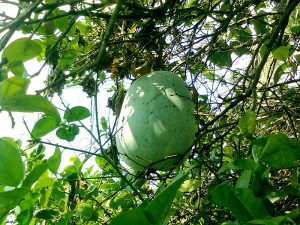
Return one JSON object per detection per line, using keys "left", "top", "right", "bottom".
{"left": 116, "top": 71, "right": 196, "bottom": 170}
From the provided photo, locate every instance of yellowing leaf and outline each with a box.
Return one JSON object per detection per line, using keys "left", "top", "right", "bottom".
{"left": 179, "top": 179, "right": 201, "bottom": 192}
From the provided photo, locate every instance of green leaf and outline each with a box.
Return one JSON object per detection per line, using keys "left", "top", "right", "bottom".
{"left": 0, "top": 138, "right": 24, "bottom": 187}
{"left": 249, "top": 216, "right": 288, "bottom": 225}
{"left": 212, "top": 182, "right": 269, "bottom": 223}
{"left": 48, "top": 147, "right": 61, "bottom": 174}
{"left": 218, "top": 159, "right": 257, "bottom": 174}
{"left": 272, "top": 46, "right": 289, "bottom": 61}
{"left": 260, "top": 133, "right": 300, "bottom": 168}
{"left": 0, "top": 76, "right": 30, "bottom": 101}
{"left": 22, "top": 162, "right": 48, "bottom": 188}
{"left": 209, "top": 51, "right": 232, "bottom": 67}
{"left": 239, "top": 111, "right": 257, "bottom": 137}
{"left": 110, "top": 169, "right": 188, "bottom": 225}
{"left": 16, "top": 195, "right": 34, "bottom": 225}
{"left": 33, "top": 177, "right": 55, "bottom": 190}
{"left": 100, "top": 116, "right": 108, "bottom": 130}
{"left": 2, "top": 38, "right": 42, "bottom": 63}
{"left": 252, "top": 18, "right": 268, "bottom": 35}
{"left": 76, "top": 203, "right": 98, "bottom": 222}
{"left": 59, "top": 51, "right": 76, "bottom": 69}
{"left": 56, "top": 124, "right": 80, "bottom": 142}
{"left": 290, "top": 26, "right": 300, "bottom": 34}
{"left": 0, "top": 188, "right": 29, "bottom": 219}
{"left": 7, "top": 61, "right": 25, "bottom": 77}
{"left": 35, "top": 209, "right": 60, "bottom": 220}
{"left": 109, "top": 208, "right": 153, "bottom": 225}
{"left": 235, "top": 170, "right": 252, "bottom": 188}
{"left": 146, "top": 170, "right": 188, "bottom": 224}
{"left": 64, "top": 106, "right": 90, "bottom": 122}
{"left": 211, "top": 181, "right": 233, "bottom": 207}
{"left": 31, "top": 116, "right": 60, "bottom": 139}
{"left": 273, "top": 62, "right": 289, "bottom": 84}
{"left": 1, "top": 94, "right": 60, "bottom": 119}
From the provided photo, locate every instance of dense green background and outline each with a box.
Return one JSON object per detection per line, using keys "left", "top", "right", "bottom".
{"left": 0, "top": 0, "right": 299, "bottom": 224}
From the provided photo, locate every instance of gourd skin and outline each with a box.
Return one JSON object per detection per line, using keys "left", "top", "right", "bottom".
{"left": 116, "top": 71, "right": 196, "bottom": 170}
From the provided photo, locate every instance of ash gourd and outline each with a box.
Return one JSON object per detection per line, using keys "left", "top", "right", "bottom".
{"left": 116, "top": 71, "right": 196, "bottom": 171}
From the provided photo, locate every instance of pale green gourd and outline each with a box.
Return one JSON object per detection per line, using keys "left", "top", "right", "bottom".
{"left": 116, "top": 71, "right": 196, "bottom": 170}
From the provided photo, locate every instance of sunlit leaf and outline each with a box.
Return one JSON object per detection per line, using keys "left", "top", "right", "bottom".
{"left": 1, "top": 94, "right": 60, "bottom": 119}
{"left": 64, "top": 106, "right": 90, "bottom": 122}
{"left": 48, "top": 147, "right": 61, "bottom": 174}
{"left": 7, "top": 61, "right": 25, "bottom": 77}
{"left": 0, "top": 138, "right": 24, "bottom": 187}
{"left": 179, "top": 179, "right": 201, "bottom": 192}
{"left": 22, "top": 162, "right": 48, "bottom": 188}
{"left": 0, "top": 76, "right": 30, "bottom": 102}
{"left": 100, "top": 116, "right": 108, "bottom": 130}
{"left": 56, "top": 124, "right": 79, "bottom": 142}
{"left": 16, "top": 195, "right": 34, "bottom": 225}
{"left": 2, "top": 38, "right": 42, "bottom": 63}
{"left": 31, "top": 116, "right": 60, "bottom": 139}
{"left": 272, "top": 46, "right": 289, "bottom": 61}
{"left": 0, "top": 188, "right": 29, "bottom": 219}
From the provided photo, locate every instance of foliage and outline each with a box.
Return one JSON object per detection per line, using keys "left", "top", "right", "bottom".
{"left": 0, "top": 0, "right": 300, "bottom": 224}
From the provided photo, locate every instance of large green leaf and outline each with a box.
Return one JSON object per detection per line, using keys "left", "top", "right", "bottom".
{"left": 0, "top": 76, "right": 30, "bottom": 102}
{"left": 2, "top": 38, "right": 42, "bottom": 63}
{"left": 218, "top": 159, "right": 257, "bottom": 174}
{"left": 22, "top": 162, "right": 48, "bottom": 188}
{"left": 272, "top": 46, "right": 289, "bottom": 61}
{"left": 56, "top": 124, "right": 79, "bottom": 142}
{"left": 273, "top": 62, "right": 289, "bottom": 84}
{"left": 31, "top": 116, "right": 60, "bottom": 139}
{"left": 260, "top": 133, "right": 300, "bottom": 168}
{"left": 64, "top": 106, "right": 90, "bottom": 122}
{"left": 47, "top": 147, "right": 62, "bottom": 174}
{"left": 0, "top": 138, "right": 24, "bottom": 187}
{"left": 109, "top": 169, "right": 188, "bottom": 225}
{"left": 212, "top": 182, "right": 269, "bottom": 224}
{"left": 146, "top": 170, "right": 188, "bottom": 224}
{"left": 0, "top": 188, "right": 29, "bottom": 220}
{"left": 239, "top": 111, "right": 257, "bottom": 137}
{"left": 209, "top": 51, "right": 232, "bottom": 67}
{"left": 16, "top": 195, "right": 34, "bottom": 225}
{"left": 7, "top": 61, "right": 26, "bottom": 77}
{"left": 109, "top": 208, "right": 153, "bottom": 225}
{"left": 1, "top": 94, "right": 60, "bottom": 119}
{"left": 249, "top": 216, "right": 289, "bottom": 225}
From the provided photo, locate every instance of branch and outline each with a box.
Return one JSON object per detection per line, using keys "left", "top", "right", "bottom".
{"left": 0, "top": 0, "right": 43, "bottom": 51}
{"left": 197, "top": 0, "right": 300, "bottom": 137}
